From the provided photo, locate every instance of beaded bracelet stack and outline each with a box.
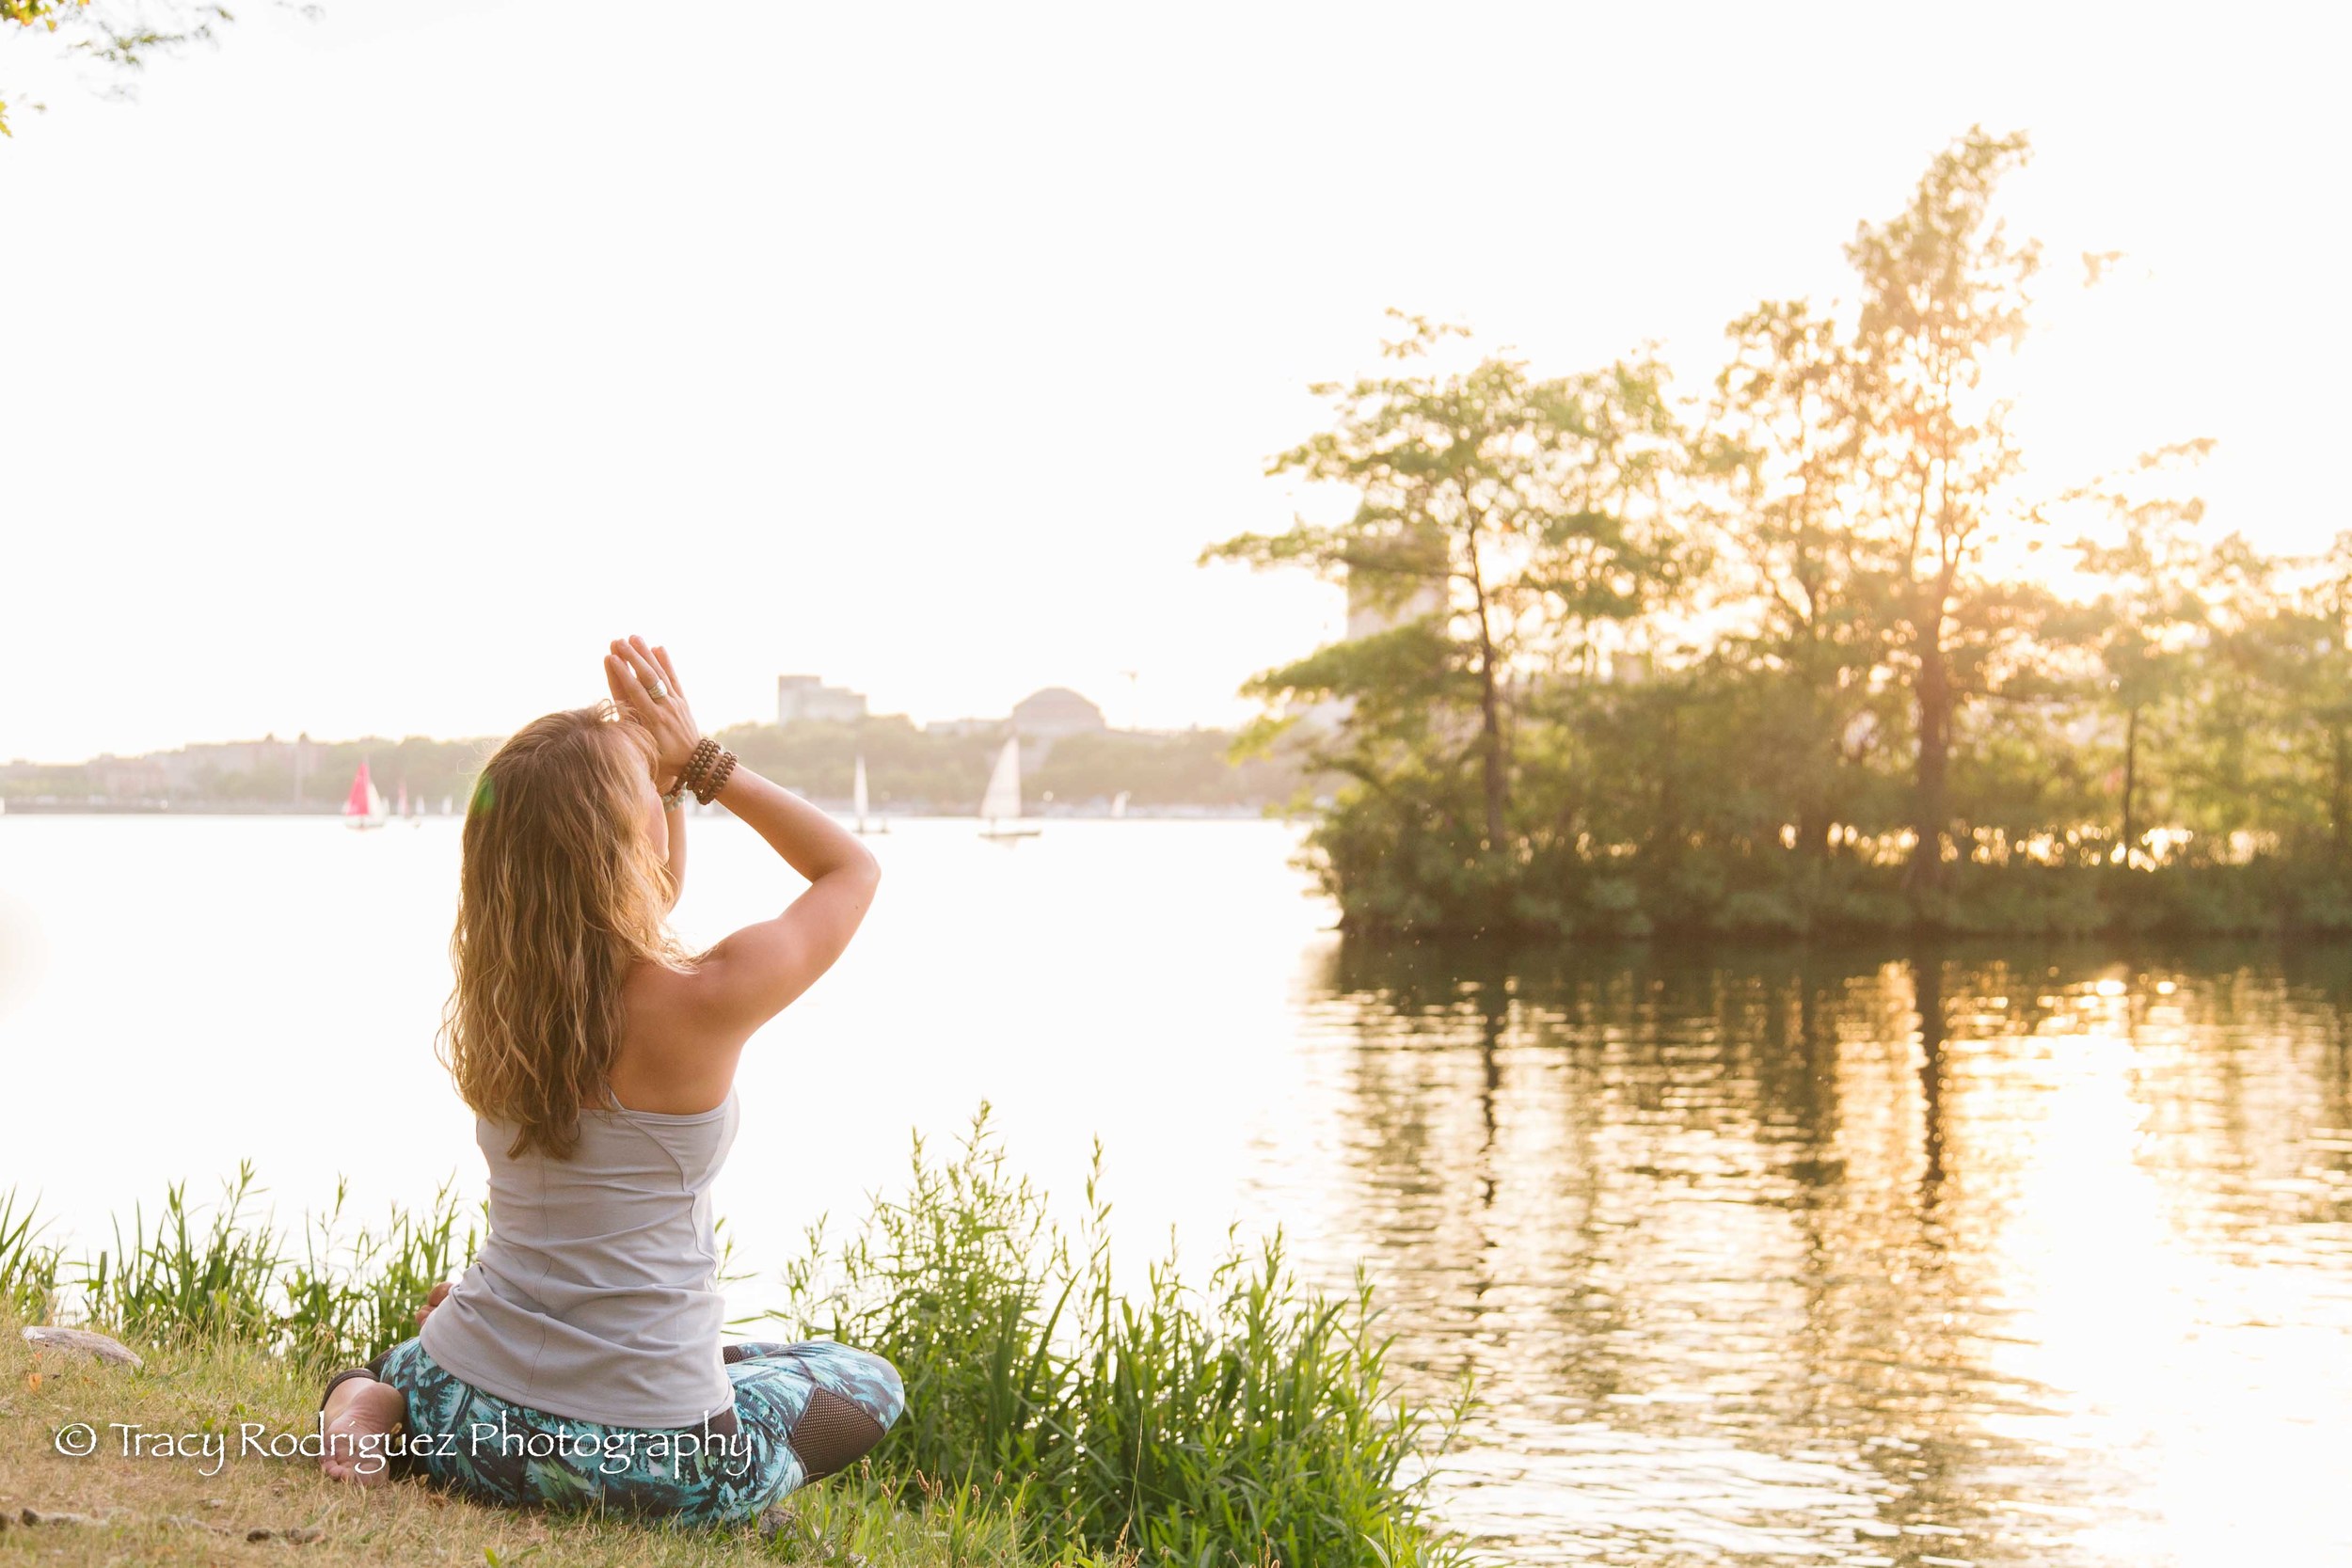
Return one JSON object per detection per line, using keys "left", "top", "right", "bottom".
{"left": 675, "top": 736, "right": 738, "bottom": 805}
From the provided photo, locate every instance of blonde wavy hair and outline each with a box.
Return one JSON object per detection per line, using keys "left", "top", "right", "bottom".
{"left": 436, "top": 702, "right": 697, "bottom": 1159}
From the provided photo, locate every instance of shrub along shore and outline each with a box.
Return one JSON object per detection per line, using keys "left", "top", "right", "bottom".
{"left": 0, "top": 1108, "right": 1470, "bottom": 1568}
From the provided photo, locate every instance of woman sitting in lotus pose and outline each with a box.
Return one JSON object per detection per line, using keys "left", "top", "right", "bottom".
{"left": 317, "top": 635, "right": 899, "bottom": 1523}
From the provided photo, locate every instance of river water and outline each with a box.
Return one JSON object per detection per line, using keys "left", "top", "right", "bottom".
{"left": 3, "top": 814, "right": 2347, "bottom": 1564}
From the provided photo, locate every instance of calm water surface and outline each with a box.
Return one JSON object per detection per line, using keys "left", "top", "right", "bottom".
{"left": 4, "top": 814, "right": 2349, "bottom": 1565}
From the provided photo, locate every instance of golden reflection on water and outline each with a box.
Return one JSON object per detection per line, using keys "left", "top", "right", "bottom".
{"left": 1272, "top": 944, "right": 2352, "bottom": 1566}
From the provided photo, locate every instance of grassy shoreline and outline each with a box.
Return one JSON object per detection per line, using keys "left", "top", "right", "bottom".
{"left": 1, "top": 1110, "right": 1470, "bottom": 1568}
{"left": 2, "top": 1313, "right": 1074, "bottom": 1567}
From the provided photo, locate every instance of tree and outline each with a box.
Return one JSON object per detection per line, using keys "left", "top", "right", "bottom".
{"left": 2061, "top": 439, "right": 2217, "bottom": 866}
{"left": 1202, "top": 128, "right": 2351, "bottom": 940}
{"left": 1701, "top": 297, "right": 1883, "bottom": 863}
{"left": 1845, "top": 126, "right": 2045, "bottom": 905}
{"left": 0, "top": 0, "right": 303, "bottom": 136}
{"left": 1204, "top": 312, "right": 1681, "bottom": 858}
{"left": 2230, "top": 533, "right": 2352, "bottom": 866}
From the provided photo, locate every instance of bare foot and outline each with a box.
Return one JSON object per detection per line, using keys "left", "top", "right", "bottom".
{"left": 320, "top": 1377, "right": 406, "bottom": 1488}
{"left": 414, "top": 1280, "right": 453, "bottom": 1328}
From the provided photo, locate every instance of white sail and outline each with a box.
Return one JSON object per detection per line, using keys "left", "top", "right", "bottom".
{"left": 979, "top": 738, "right": 1022, "bottom": 823}
{"left": 364, "top": 780, "right": 386, "bottom": 820}
{"left": 853, "top": 754, "right": 870, "bottom": 821}
{"left": 1111, "top": 790, "right": 1129, "bottom": 818}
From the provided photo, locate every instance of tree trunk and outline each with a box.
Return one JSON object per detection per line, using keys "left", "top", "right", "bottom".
{"left": 1462, "top": 515, "right": 1509, "bottom": 854}
{"left": 1655, "top": 702, "right": 1680, "bottom": 861}
{"left": 2120, "top": 705, "right": 2139, "bottom": 868}
{"left": 1907, "top": 607, "right": 1951, "bottom": 903}
{"left": 1473, "top": 628, "right": 1507, "bottom": 853}
{"left": 2334, "top": 722, "right": 2350, "bottom": 867}
{"left": 1800, "top": 697, "right": 1835, "bottom": 862}
{"left": 1800, "top": 800, "right": 1833, "bottom": 861}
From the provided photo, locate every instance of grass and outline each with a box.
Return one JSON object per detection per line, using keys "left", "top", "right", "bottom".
{"left": 775, "top": 1108, "right": 1473, "bottom": 1568}
{"left": 0, "top": 1111, "right": 1472, "bottom": 1568}
{"left": 32, "top": 1165, "right": 483, "bottom": 1367}
{"left": 0, "top": 1190, "right": 63, "bottom": 1324}
{"left": 281, "top": 1176, "right": 482, "bottom": 1366}
{"left": 0, "top": 1311, "right": 1096, "bottom": 1566}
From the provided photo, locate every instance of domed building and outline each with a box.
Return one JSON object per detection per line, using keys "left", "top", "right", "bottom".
{"left": 1010, "top": 687, "right": 1107, "bottom": 740}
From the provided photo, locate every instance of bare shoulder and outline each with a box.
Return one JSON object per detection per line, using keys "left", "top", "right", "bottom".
{"left": 612, "top": 958, "right": 746, "bottom": 1113}
{"left": 612, "top": 853, "right": 879, "bottom": 1110}
{"left": 621, "top": 958, "right": 713, "bottom": 1031}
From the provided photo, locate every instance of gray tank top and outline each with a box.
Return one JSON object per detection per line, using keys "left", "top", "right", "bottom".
{"left": 420, "top": 1087, "right": 740, "bottom": 1428}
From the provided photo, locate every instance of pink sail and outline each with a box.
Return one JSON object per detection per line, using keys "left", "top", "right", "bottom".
{"left": 345, "top": 760, "right": 373, "bottom": 817}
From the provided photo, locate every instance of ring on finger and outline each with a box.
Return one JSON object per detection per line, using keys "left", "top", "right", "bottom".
{"left": 645, "top": 677, "right": 671, "bottom": 701}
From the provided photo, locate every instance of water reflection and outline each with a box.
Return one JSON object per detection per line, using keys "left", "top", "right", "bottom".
{"left": 8, "top": 819, "right": 2347, "bottom": 1562}
{"left": 1268, "top": 942, "right": 2352, "bottom": 1566}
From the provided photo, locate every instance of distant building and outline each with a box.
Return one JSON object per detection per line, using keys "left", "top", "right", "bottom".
{"left": 1011, "top": 687, "right": 1107, "bottom": 739}
{"left": 1295, "top": 549, "right": 1452, "bottom": 739}
{"left": 776, "top": 674, "right": 868, "bottom": 725}
{"left": 920, "top": 689, "right": 1107, "bottom": 744}
{"left": 88, "top": 753, "right": 171, "bottom": 800}
{"left": 1345, "top": 560, "right": 1448, "bottom": 641}
{"left": 151, "top": 735, "right": 313, "bottom": 789}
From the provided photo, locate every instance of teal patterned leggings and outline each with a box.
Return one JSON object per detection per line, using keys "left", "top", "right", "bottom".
{"left": 347, "top": 1337, "right": 904, "bottom": 1527}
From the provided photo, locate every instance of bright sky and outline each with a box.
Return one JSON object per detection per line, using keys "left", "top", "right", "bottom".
{"left": 4, "top": 1, "right": 2344, "bottom": 762}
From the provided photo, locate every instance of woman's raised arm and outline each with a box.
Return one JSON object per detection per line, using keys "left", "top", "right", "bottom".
{"left": 688, "top": 762, "right": 880, "bottom": 1035}
{"left": 605, "top": 636, "right": 880, "bottom": 1051}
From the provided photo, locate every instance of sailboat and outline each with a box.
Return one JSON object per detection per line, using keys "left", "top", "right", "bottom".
{"left": 978, "top": 737, "right": 1041, "bottom": 841}
{"left": 851, "top": 753, "right": 888, "bottom": 835}
{"left": 441, "top": 794, "right": 454, "bottom": 816}
{"left": 343, "top": 760, "right": 387, "bottom": 831}
{"left": 1111, "top": 789, "right": 1130, "bottom": 819}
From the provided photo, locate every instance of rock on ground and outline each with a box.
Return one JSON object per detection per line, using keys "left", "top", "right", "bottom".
{"left": 20, "top": 1326, "right": 144, "bottom": 1369}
